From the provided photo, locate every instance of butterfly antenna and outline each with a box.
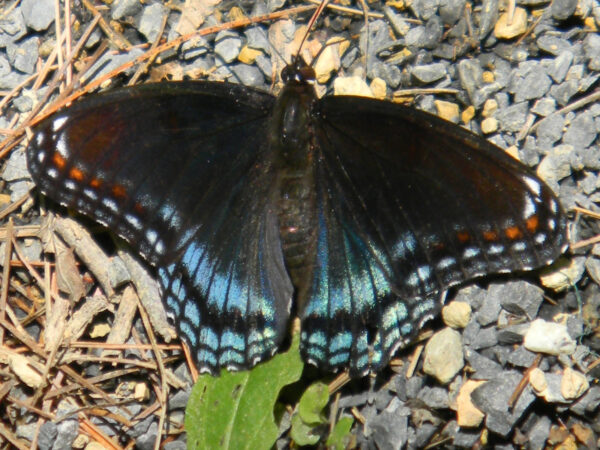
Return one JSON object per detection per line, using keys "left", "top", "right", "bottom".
{"left": 294, "top": 0, "right": 331, "bottom": 66}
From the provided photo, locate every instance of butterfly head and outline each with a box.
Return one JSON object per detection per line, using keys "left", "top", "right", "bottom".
{"left": 281, "top": 58, "right": 316, "bottom": 85}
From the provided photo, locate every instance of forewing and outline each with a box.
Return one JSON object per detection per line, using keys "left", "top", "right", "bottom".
{"left": 301, "top": 96, "right": 567, "bottom": 376}
{"left": 27, "top": 82, "right": 294, "bottom": 373}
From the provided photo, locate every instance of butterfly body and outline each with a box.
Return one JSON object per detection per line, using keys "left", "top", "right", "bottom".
{"left": 26, "top": 61, "right": 567, "bottom": 376}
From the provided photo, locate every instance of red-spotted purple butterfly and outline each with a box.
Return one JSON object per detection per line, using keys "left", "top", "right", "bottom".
{"left": 26, "top": 33, "right": 567, "bottom": 377}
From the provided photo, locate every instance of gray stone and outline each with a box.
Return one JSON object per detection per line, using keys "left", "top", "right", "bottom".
{"left": 537, "top": 35, "right": 573, "bottom": 56}
{"left": 86, "top": 48, "right": 145, "bottom": 82}
{"left": 368, "top": 61, "right": 402, "bottom": 88}
{"left": 550, "top": 78, "right": 579, "bottom": 105}
{"left": 13, "top": 94, "right": 32, "bottom": 112}
{"left": 231, "top": 63, "right": 264, "bottom": 87}
{"left": 499, "top": 281, "right": 544, "bottom": 319}
{"left": 584, "top": 33, "right": 600, "bottom": 71}
{"left": 569, "top": 386, "right": 600, "bottom": 416}
{"left": 475, "top": 284, "right": 503, "bottom": 326}
{"left": 513, "top": 69, "right": 552, "bottom": 102}
{"left": 551, "top": 0, "right": 578, "bottom": 20}
{"left": 410, "top": 0, "right": 442, "bottom": 20}
{"left": 479, "top": 0, "right": 499, "bottom": 38}
{"left": 6, "top": 36, "right": 39, "bottom": 74}
{"left": 164, "top": 441, "right": 187, "bottom": 450}
{"left": 4, "top": 149, "right": 30, "bottom": 181}
{"left": 52, "top": 417, "right": 78, "bottom": 450}
{"left": 136, "top": 421, "right": 159, "bottom": 450}
{"left": 457, "top": 59, "right": 483, "bottom": 104}
{"left": 531, "top": 97, "right": 556, "bottom": 116}
{"left": 138, "top": 3, "right": 167, "bottom": 42}
{"left": 564, "top": 111, "right": 597, "bottom": 148}
{"left": 180, "top": 36, "right": 209, "bottom": 60}
{"left": 417, "top": 386, "right": 449, "bottom": 409}
{"left": 0, "top": 7, "right": 27, "bottom": 46}
{"left": 548, "top": 51, "right": 573, "bottom": 83}
{"left": 528, "top": 416, "right": 551, "bottom": 450}
{"left": 496, "top": 102, "right": 528, "bottom": 132}
{"left": 471, "top": 326, "right": 498, "bottom": 350}
{"left": 112, "top": 0, "right": 142, "bottom": 20}
{"left": 536, "top": 114, "right": 565, "bottom": 145}
{"left": 464, "top": 348, "right": 502, "bottom": 379}
{"left": 471, "top": 371, "right": 536, "bottom": 437}
{"left": 214, "top": 31, "right": 243, "bottom": 64}
{"left": 367, "top": 398, "right": 410, "bottom": 450}
{"left": 21, "top": 0, "right": 55, "bottom": 31}
{"left": 255, "top": 53, "right": 273, "bottom": 78}
{"left": 406, "top": 376, "right": 424, "bottom": 399}
{"left": 38, "top": 422, "right": 57, "bottom": 450}
{"left": 411, "top": 62, "right": 447, "bottom": 83}
{"left": 245, "top": 27, "right": 271, "bottom": 54}
{"left": 421, "top": 16, "right": 443, "bottom": 49}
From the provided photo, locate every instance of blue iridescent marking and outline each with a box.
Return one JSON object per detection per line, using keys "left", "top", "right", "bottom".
{"left": 180, "top": 321, "right": 196, "bottom": 343}
{"left": 184, "top": 301, "right": 200, "bottom": 327}
{"left": 331, "top": 331, "right": 352, "bottom": 352}
{"left": 197, "top": 348, "right": 217, "bottom": 367}
{"left": 166, "top": 295, "right": 180, "bottom": 315}
{"left": 221, "top": 329, "right": 245, "bottom": 351}
{"left": 200, "top": 326, "right": 219, "bottom": 351}
{"left": 330, "top": 352, "right": 350, "bottom": 365}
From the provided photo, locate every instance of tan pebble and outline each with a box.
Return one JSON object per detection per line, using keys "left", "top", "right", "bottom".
{"left": 370, "top": 77, "right": 387, "bottom": 99}
{"left": 561, "top": 367, "right": 589, "bottom": 400}
{"left": 238, "top": 45, "right": 262, "bottom": 64}
{"left": 333, "top": 76, "right": 373, "bottom": 97}
{"left": 482, "top": 99, "right": 498, "bottom": 117}
{"left": 456, "top": 380, "right": 486, "bottom": 427}
{"left": 482, "top": 71, "right": 495, "bottom": 83}
{"left": 481, "top": 117, "right": 498, "bottom": 134}
{"left": 494, "top": 7, "right": 528, "bottom": 39}
{"left": 434, "top": 100, "right": 459, "bottom": 123}
{"left": 442, "top": 301, "right": 471, "bottom": 329}
{"left": 461, "top": 106, "right": 475, "bottom": 124}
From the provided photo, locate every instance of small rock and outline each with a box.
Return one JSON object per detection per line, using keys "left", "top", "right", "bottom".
{"left": 138, "top": 3, "right": 167, "bottom": 42}
{"left": 551, "top": 0, "right": 578, "bottom": 20}
{"left": 21, "top": 0, "right": 55, "bottom": 31}
{"left": 333, "top": 76, "right": 373, "bottom": 97}
{"left": 214, "top": 31, "right": 243, "bottom": 64}
{"left": 423, "top": 327, "right": 464, "bottom": 384}
{"left": 442, "top": 301, "right": 471, "bottom": 329}
{"left": 548, "top": 51, "right": 573, "bottom": 83}
{"left": 6, "top": 36, "right": 39, "bottom": 74}
{"left": 561, "top": 367, "right": 589, "bottom": 400}
{"left": 563, "top": 111, "right": 597, "bottom": 148}
{"left": 531, "top": 97, "right": 556, "bottom": 116}
{"left": 479, "top": 0, "right": 499, "bottom": 38}
{"left": 537, "top": 35, "right": 573, "bottom": 56}
{"left": 536, "top": 113, "right": 566, "bottom": 145}
{"left": 237, "top": 45, "right": 262, "bottom": 64}
{"left": 494, "top": 8, "right": 528, "bottom": 39}
{"left": 111, "top": 0, "right": 142, "bottom": 20}
{"left": 434, "top": 100, "right": 459, "bottom": 123}
{"left": 539, "top": 256, "right": 585, "bottom": 291}
{"left": 481, "top": 117, "right": 498, "bottom": 134}
{"left": 412, "top": 62, "right": 447, "bottom": 83}
{"left": 370, "top": 77, "right": 387, "bottom": 99}
{"left": 536, "top": 145, "right": 573, "bottom": 183}
{"left": 461, "top": 105, "right": 475, "bottom": 124}
{"left": 456, "top": 380, "right": 486, "bottom": 427}
{"left": 482, "top": 98, "right": 498, "bottom": 117}
{"left": 523, "top": 319, "right": 576, "bottom": 355}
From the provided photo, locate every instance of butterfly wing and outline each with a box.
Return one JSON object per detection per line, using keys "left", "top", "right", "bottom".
{"left": 301, "top": 96, "right": 567, "bottom": 376}
{"left": 27, "top": 82, "right": 294, "bottom": 373}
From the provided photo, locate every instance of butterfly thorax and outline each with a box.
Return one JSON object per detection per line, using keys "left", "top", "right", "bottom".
{"left": 270, "top": 78, "right": 319, "bottom": 308}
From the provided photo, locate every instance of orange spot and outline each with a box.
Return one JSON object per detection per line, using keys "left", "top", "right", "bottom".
{"left": 457, "top": 231, "right": 470, "bottom": 243}
{"left": 111, "top": 184, "right": 127, "bottom": 199}
{"left": 52, "top": 153, "right": 66, "bottom": 169}
{"left": 483, "top": 230, "right": 498, "bottom": 241}
{"left": 526, "top": 215, "right": 539, "bottom": 233}
{"left": 69, "top": 167, "right": 84, "bottom": 181}
{"left": 90, "top": 178, "right": 102, "bottom": 188}
{"left": 505, "top": 226, "right": 523, "bottom": 240}
{"left": 133, "top": 202, "right": 145, "bottom": 214}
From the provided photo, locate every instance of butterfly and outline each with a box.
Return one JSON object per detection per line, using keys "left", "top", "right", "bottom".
{"left": 25, "top": 48, "right": 567, "bottom": 377}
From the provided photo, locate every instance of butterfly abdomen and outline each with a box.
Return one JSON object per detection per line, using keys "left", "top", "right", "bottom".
{"left": 271, "top": 82, "right": 320, "bottom": 306}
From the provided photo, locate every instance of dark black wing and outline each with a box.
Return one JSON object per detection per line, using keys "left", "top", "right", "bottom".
{"left": 27, "top": 82, "right": 294, "bottom": 373}
{"left": 300, "top": 96, "right": 567, "bottom": 376}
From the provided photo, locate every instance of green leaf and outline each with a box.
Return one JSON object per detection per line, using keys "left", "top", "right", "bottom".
{"left": 297, "top": 381, "right": 329, "bottom": 425}
{"left": 326, "top": 416, "right": 354, "bottom": 449}
{"left": 290, "top": 409, "right": 321, "bottom": 446}
{"left": 185, "top": 332, "right": 303, "bottom": 450}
